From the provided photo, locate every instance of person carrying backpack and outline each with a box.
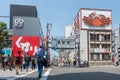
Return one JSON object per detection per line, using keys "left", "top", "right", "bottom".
{"left": 14, "top": 50, "right": 22, "bottom": 75}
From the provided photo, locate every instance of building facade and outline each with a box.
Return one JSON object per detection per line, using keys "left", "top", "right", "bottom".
{"left": 64, "top": 25, "right": 73, "bottom": 38}
{"left": 112, "top": 28, "right": 120, "bottom": 65}
{"left": 73, "top": 8, "right": 112, "bottom": 66}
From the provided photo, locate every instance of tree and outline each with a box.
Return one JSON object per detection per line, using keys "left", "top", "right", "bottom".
{"left": 0, "top": 22, "right": 8, "bottom": 68}
{"left": 0, "top": 22, "right": 8, "bottom": 49}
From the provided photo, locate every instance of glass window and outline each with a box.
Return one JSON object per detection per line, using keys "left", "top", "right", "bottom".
{"left": 67, "top": 41, "right": 70, "bottom": 44}
{"left": 58, "top": 41, "right": 60, "bottom": 44}
{"left": 90, "top": 34, "right": 94, "bottom": 41}
{"left": 102, "top": 54, "right": 111, "bottom": 60}
{"left": 91, "top": 53, "right": 100, "bottom": 60}
{"left": 62, "top": 41, "right": 65, "bottom": 44}
{"left": 90, "top": 44, "right": 99, "bottom": 48}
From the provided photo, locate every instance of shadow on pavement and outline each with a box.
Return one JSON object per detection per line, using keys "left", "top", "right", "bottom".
{"left": 47, "top": 72, "right": 120, "bottom": 80}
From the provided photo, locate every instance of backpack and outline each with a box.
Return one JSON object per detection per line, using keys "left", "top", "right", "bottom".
{"left": 15, "top": 56, "right": 20, "bottom": 63}
{"left": 7, "top": 57, "right": 11, "bottom": 62}
{"left": 25, "top": 56, "right": 31, "bottom": 62}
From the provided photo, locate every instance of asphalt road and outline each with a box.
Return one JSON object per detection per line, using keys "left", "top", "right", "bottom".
{"left": 1, "top": 66, "right": 120, "bottom": 80}
{"left": 47, "top": 66, "right": 120, "bottom": 80}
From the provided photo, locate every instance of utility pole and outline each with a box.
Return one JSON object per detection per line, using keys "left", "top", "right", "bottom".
{"left": 75, "top": 29, "right": 80, "bottom": 67}
{"left": 46, "top": 23, "right": 52, "bottom": 67}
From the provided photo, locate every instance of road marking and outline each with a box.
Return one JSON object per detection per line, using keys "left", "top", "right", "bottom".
{"left": 7, "top": 69, "right": 37, "bottom": 80}
{"left": 40, "top": 68, "right": 51, "bottom": 80}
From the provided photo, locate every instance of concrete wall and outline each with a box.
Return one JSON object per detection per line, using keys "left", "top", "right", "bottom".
{"left": 80, "top": 30, "right": 88, "bottom": 61}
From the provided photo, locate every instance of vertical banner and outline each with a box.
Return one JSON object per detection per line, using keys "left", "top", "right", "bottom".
{"left": 12, "top": 36, "right": 40, "bottom": 56}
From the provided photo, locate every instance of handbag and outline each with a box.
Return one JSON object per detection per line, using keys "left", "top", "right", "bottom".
{"left": 37, "top": 57, "right": 47, "bottom": 66}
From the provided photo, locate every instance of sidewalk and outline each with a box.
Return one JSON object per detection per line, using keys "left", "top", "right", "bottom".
{"left": 0, "top": 68, "right": 37, "bottom": 80}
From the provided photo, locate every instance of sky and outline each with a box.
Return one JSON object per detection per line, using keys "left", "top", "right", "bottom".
{"left": 0, "top": 0, "right": 120, "bottom": 37}
{"left": 0, "top": 0, "right": 120, "bottom": 59}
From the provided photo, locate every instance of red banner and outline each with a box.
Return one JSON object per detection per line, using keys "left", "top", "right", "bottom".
{"left": 12, "top": 36, "right": 40, "bottom": 56}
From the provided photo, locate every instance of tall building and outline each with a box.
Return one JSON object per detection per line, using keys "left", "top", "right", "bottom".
{"left": 112, "top": 28, "right": 120, "bottom": 65}
{"left": 64, "top": 25, "right": 73, "bottom": 38}
{"left": 10, "top": 4, "right": 37, "bottom": 29}
{"left": 10, "top": 4, "right": 44, "bottom": 56}
{"left": 73, "top": 8, "right": 112, "bottom": 66}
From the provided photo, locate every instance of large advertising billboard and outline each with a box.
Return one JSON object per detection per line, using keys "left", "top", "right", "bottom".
{"left": 12, "top": 36, "right": 40, "bottom": 56}
{"left": 81, "top": 9, "right": 112, "bottom": 30}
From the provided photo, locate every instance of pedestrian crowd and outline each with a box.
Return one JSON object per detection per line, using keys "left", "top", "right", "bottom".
{"left": 0, "top": 45, "right": 47, "bottom": 79}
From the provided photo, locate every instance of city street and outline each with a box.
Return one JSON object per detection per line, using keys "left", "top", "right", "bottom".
{"left": 47, "top": 66, "right": 120, "bottom": 80}
{"left": 0, "top": 66, "right": 120, "bottom": 80}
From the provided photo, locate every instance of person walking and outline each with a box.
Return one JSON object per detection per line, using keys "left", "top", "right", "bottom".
{"left": 35, "top": 46, "right": 45, "bottom": 79}
{"left": 73, "top": 59, "right": 77, "bottom": 67}
{"left": 14, "top": 50, "right": 23, "bottom": 75}
{"left": 5, "top": 54, "right": 12, "bottom": 71}
{"left": 24, "top": 52, "right": 31, "bottom": 72}
{"left": 31, "top": 56, "right": 36, "bottom": 70}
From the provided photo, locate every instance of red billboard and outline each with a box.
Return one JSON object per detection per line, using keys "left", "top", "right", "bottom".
{"left": 12, "top": 36, "right": 40, "bottom": 56}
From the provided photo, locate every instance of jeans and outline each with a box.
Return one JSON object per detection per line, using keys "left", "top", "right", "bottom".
{"left": 37, "top": 60, "right": 43, "bottom": 75}
{"left": 25, "top": 61, "right": 30, "bottom": 70}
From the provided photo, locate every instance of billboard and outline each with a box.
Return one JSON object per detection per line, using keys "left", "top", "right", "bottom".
{"left": 12, "top": 36, "right": 40, "bottom": 56}
{"left": 2, "top": 48, "right": 12, "bottom": 56}
{"left": 81, "top": 9, "right": 112, "bottom": 30}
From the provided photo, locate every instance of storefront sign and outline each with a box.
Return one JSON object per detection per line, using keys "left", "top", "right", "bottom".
{"left": 12, "top": 36, "right": 40, "bottom": 56}
{"left": 94, "top": 48, "right": 109, "bottom": 53}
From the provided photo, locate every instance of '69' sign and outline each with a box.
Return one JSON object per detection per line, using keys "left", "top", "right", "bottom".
{"left": 12, "top": 36, "right": 40, "bottom": 56}
{"left": 14, "top": 18, "right": 24, "bottom": 27}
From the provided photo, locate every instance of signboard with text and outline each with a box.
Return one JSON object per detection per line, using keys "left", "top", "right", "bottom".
{"left": 12, "top": 36, "right": 40, "bottom": 56}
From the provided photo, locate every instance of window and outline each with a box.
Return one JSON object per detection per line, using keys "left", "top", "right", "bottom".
{"left": 90, "top": 34, "right": 99, "bottom": 41}
{"left": 90, "top": 44, "right": 100, "bottom": 48}
{"left": 90, "top": 34, "right": 94, "bottom": 41}
{"left": 62, "top": 41, "right": 65, "bottom": 44}
{"left": 102, "top": 34, "right": 111, "bottom": 41}
{"left": 94, "top": 34, "right": 99, "bottom": 41}
{"left": 58, "top": 41, "right": 60, "bottom": 44}
{"left": 91, "top": 53, "right": 100, "bottom": 60}
{"left": 67, "top": 41, "right": 70, "bottom": 44}
{"left": 102, "top": 54, "right": 111, "bottom": 60}
{"left": 102, "top": 44, "right": 110, "bottom": 48}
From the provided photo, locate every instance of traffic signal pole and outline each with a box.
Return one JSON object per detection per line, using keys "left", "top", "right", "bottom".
{"left": 46, "top": 23, "right": 52, "bottom": 67}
